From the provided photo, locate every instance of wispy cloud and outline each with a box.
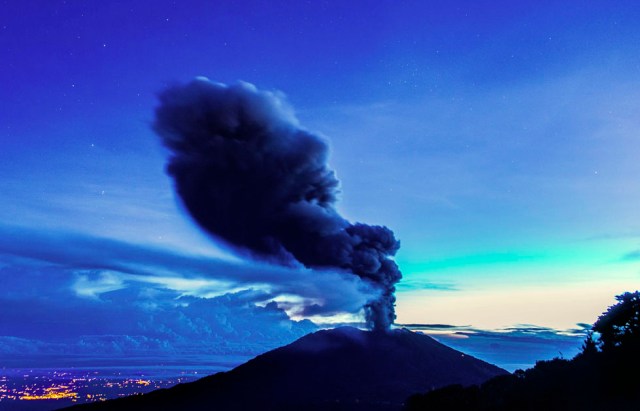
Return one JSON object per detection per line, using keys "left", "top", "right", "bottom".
{"left": 0, "top": 224, "right": 376, "bottom": 318}
{"left": 621, "top": 250, "right": 640, "bottom": 261}
{"left": 396, "top": 323, "right": 471, "bottom": 330}
{"left": 396, "top": 279, "right": 459, "bottom": 291}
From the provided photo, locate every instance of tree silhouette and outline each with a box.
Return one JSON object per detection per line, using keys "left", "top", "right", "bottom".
{"left": 578, "top": 331, "right": 598, "bottom": 358}
{"left": 592, "top": 291, "right": 640, "bottom": 352}
{"left": 404, "top": 290, "right": 640, "bottom": 411}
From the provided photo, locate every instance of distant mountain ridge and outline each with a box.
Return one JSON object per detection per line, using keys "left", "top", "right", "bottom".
{"left": 63, "top": 327, "right": 507, "bottom": 411}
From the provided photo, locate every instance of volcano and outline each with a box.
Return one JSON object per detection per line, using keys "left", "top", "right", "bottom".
{"left": 64, "top": 327, "right": 507, "bottom": 411}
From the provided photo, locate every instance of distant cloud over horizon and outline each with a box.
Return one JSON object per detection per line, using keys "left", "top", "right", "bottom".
{"left": 0, "top": 261, "right": 318, "bottom": 367}
{"left": 401, "top": 323, "right": 588, "bottom": 372}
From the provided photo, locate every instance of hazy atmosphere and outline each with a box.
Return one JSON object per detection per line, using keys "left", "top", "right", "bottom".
{"left": 2, "top": 3, "right": 640, "bottom": 404}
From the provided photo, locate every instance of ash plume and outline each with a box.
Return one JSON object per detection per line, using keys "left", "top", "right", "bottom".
{"left": 153, "top": 78, "right": 401, "bottom": 331}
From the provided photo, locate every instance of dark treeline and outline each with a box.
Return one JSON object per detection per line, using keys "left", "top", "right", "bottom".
{"left": 404, "top": 291, "right": 640, "bottom": 411}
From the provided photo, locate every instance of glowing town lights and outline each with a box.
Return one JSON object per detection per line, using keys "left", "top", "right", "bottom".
{"left": 20, "top": 385, "right": 79, "bottom": 401}
{"left": 0, "top": 369, "right": 210, "bottom": 407}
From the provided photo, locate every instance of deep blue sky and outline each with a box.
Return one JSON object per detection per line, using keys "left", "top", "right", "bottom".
{"left": 2, "top": 0, "right": 640, "bottom": 369}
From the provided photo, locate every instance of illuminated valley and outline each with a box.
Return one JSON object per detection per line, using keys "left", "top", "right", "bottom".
{"left": 0, "top": 368, "right": 214, "bottom": 410}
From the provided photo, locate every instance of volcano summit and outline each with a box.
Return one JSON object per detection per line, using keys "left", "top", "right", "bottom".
{"left": 65, "top": 327, "right": 507, "bottom": 411}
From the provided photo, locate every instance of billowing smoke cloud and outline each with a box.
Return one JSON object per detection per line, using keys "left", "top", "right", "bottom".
{"left": 153, "top": 79, "right": 401, "bottom": 331}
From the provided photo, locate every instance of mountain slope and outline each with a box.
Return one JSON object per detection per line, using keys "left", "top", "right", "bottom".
{"left": 64, "top": 327, "right": 507, "bottom": 411}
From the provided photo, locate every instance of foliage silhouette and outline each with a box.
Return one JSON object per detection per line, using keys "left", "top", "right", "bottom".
{"left": 593, "top": 291, "right": 640, "bottom": 352}
{"left": 404, "top": 291, "right": 640, "bottom": 411}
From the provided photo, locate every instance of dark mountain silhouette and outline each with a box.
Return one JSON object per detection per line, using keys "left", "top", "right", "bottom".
{"left": 62, "top": 327, "right": 506, "bottom": 411}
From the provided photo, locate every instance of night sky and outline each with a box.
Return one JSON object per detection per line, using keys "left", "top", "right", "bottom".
{"left": 2, "top": 0, "right": 640, "bottom": 371}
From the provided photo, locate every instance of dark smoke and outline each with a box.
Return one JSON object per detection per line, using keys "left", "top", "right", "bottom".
{"left": 153, "top": 79, "right": 401, "bottom": 331}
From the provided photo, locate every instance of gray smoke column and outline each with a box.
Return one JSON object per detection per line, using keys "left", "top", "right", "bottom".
{"left": 152, "top": 78, "right": 401, "bottom": 331}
